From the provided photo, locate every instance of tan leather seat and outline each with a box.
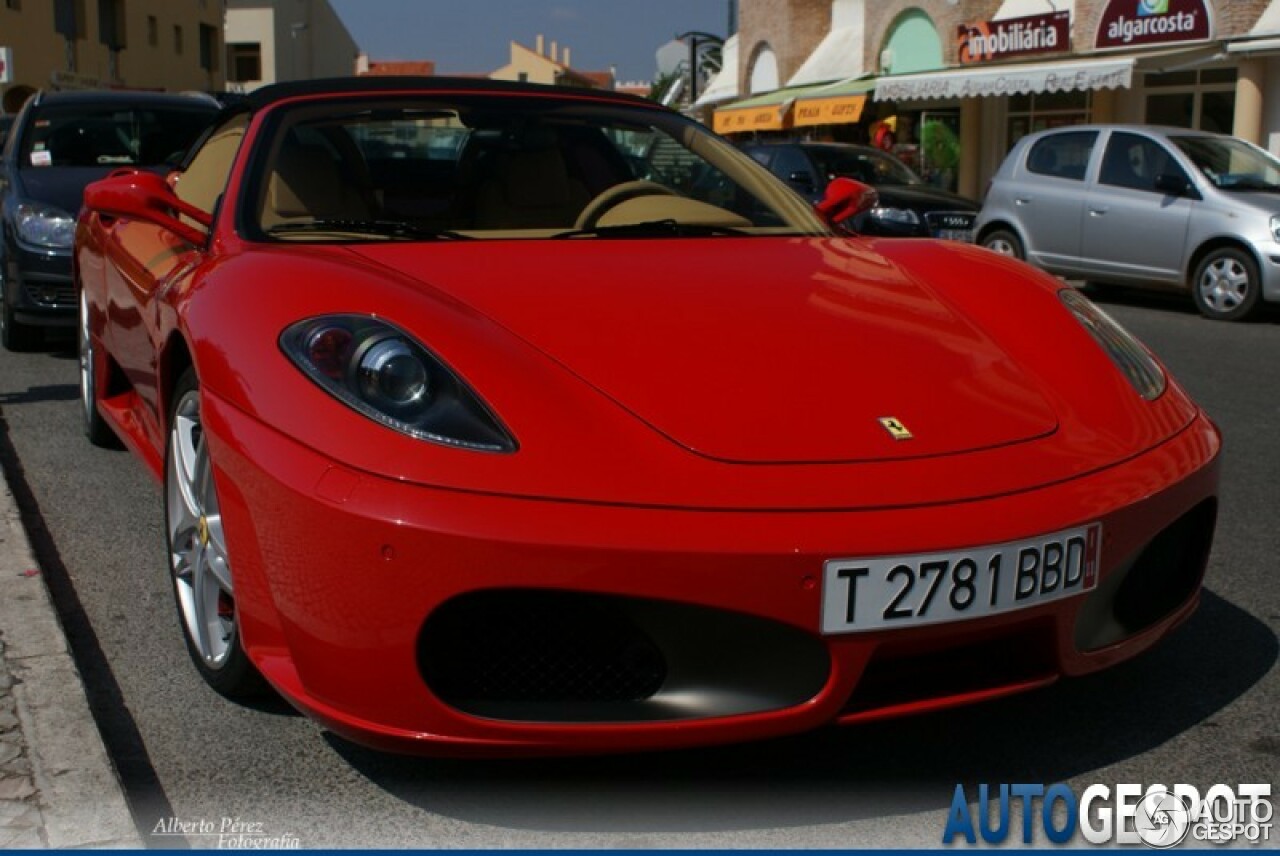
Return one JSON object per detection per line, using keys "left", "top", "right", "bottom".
{"left": 262, "top": 141, "right": 372, "bottom": 228}
{"left": 473, "top": 141, "right": 589, "bottom": 229}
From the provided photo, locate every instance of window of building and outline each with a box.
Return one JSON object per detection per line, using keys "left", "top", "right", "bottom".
{"left": 199, "top": 23, "right": 218, "bottom": 71}
{"left": 98, "top": 0, "right": 125, "bottom": 50}
{"left": 1007, "top": 90, "right": 1092, "bottom": 149}
{"left": 227, "top": 42, "right": 261, "bottom": 82}
{"left": 173, "top": 24, "right": 183, "bottom": 54}
{"left": 1143, "top": 67, "right": 1236, "bottom": 135}
{"left": 53, "top": 0, "right": 84, "bottom": 39}
{"left": 147, "top": 15, "right": 157, "bottom": 47}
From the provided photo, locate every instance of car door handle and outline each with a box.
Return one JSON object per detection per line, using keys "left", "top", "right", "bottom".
{"left": 1014, "top": 197, "right": 1033, "bottom": 206}
{"left": 1089, "top": 207, "right": 1109, "bottom": 216}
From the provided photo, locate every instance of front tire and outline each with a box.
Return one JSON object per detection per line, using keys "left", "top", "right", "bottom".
{"left": 79, "top": 290, "right": 119, "bottom": 448}
{"left": 981, "top": 228, "right": 1025, "bottom": 261}
{"left": 165, "top": 368, "right": 265, "bottom": 699}
{"left": 1192, "top": 248, "right": 1262, "bottom": 321}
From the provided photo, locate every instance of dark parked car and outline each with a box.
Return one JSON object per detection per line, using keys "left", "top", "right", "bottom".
{"left": 0, "top": 89, "right": 217, "bottom": 349}
{"left": 743, "top": 141, "right": 979, "bottom": 241}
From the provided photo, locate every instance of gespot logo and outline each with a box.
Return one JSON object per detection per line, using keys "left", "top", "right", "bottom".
{"left": 1139, "top": 0, "right": 1170, "bottom": 15}
{"left": 943, "top": 783, "right": 1273, "bottom": 847}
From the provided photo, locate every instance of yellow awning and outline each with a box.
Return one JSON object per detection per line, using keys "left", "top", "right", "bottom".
{"left": 793, "top": 94, "right": 866, "bottom": 127}
{"left": 713, "top": 104, "right": 791, "bottom": 133}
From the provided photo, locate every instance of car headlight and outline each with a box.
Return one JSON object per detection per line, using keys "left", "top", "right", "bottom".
{"left": 869, "top": 206, "right": 919, "bottom": 226}
{"left": 280, "top": 315, "right": 516, "bottom": 452}
{"left": 14, "top": 202, "right": 75, "bottom": 250}
{"left": 1060, "top": 289, "right": 1166, "bottom": 401}
{"left": 1270, "top": 215, "right": 1280, "bottom": 243}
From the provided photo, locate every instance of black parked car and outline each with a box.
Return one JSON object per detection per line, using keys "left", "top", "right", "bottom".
{"left": 0, "top": 89, "right": 218, "bottom": 350}
{"left": 743, "top": 141, "right": 979, "bottom": 241}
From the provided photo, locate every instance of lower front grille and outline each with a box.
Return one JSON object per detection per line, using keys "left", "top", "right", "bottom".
{"left": 420, "top": 590, "right": 666, "bottom": 705}
{"left": 418, "top": 589, "right": 830, "bottom": 723}
{"left": 21, "top": 278, "right": 75, "bottom": 307}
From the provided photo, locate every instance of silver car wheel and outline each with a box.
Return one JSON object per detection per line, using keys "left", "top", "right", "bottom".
{"left": 986, "top": 237, "right": 1017, "bottom": 256}
{"left": 167, "top": 389, "right": 235, "bottom": 669}
{"left": 1198, "top": 257, "right": 1250, "bottom": 313}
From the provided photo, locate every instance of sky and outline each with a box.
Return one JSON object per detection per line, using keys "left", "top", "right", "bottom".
{"left": 328, "top": 0, "right": 731, "bottom": 84}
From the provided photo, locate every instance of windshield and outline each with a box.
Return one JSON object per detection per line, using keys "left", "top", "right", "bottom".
{"left": 807, "top": 146, "right": 922, "bottom": 187}
{"left": 1171, "top": 135, "right": 1280, "bottom": 192}
{"left": 20, "top": 104, "right": 215, "bottom": 169}
{"left": 250, "top": 95, "right": 831, "bottom": 242}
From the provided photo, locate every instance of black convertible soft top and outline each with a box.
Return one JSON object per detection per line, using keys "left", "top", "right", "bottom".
{"left": 239, "top": 76, "right": 657, "bottom": 111}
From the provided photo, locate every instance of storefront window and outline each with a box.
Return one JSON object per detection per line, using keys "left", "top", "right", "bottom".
{"left": 1142, "top": 68, "right": 1236, "bottom": 134}
{"left": 1006, "top": 91, "right": 1091, "bottom": 149}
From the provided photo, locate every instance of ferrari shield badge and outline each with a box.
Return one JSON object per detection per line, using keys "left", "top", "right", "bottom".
{"left": 878, "top": 417, "right": 913, "bottom": 441}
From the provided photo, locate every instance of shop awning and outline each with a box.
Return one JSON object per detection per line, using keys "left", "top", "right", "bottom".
{"left": 712, "top": 82, "right": 840, "bottom": 134}
{"left": 792, "top": 78, "right": 875, "bottom": 127}
{"left": 789, "top": 27, "right": 866, "bottom": 87}
{"left": 1249, "top": 0, "right": 1280, "bottom": 36}
{"left": 874, "top": 55, "right": 1135, "bottom": 102}
{"left": 694, "top": 35, "right": 740, "bottom": 108}
{"left": 992, "top": 0, "right": 1076, "bottom": 20}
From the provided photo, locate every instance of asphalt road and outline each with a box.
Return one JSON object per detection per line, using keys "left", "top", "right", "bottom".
{"left": 0, "top": 287, "right": 1275, "bottom": 849}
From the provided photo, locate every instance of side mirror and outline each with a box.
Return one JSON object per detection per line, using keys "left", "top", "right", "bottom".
{"left": 1155, "top": 173, "right": 1190, "bottom": 196}
{"left": 83, "top": 169, "right": 211, "bottom": 247}
{"left": 815, "top": 176, "right": 878, "bottom": 231}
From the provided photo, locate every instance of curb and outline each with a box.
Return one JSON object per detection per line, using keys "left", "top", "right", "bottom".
{"left": 0, "top": 481, "right": 142, "bottom": 849}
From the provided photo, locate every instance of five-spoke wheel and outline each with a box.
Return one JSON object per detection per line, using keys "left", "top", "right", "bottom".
{"left": 165, "top": 369, "right": 263, "bottom": 697}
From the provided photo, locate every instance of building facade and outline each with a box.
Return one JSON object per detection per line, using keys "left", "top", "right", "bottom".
{"left": 490, "top": 36, "right": 614, "bottom": 89}
{"left": 224, "top": 0, "right": 359, "bottom": 92}
{"left": 712, "top": 0, "right": 1280, "bottom": 199}
{"left": 0, "top": 0, "right": 227, "bottom": 111}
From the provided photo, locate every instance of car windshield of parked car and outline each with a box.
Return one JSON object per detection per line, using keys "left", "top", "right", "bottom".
{"left": 250, "top": 95, "right": 831, "bottom": 242}
{"left": 807, "top": 146, "right": 922, "bottom": 188}
{"left": 19, "top": 105, "right": 214, "bottom": 170}
{"left": 1171, "top": 135, "right": 1280, "bottom": 192}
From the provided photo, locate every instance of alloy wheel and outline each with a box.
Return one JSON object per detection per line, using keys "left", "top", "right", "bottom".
{"left": 167, "top": 389, "right": 236, "bottom": 669}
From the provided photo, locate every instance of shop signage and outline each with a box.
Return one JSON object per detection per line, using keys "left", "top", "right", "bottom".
{"left": 1095, "top": 0, "right": 1211, "bottom": 50}
{"left": 794, "top": 95, "right": 866, "bottom": 127}
{"left": 714, "top": 104, "right": 788, "bottom": 134}
{"left": 49, "top": 70, "right": 102, "bottom": 90}
{"left": 958, "top": 11, "right": 1071, "bottom": 64}
{"left": 874, "top": 58, "right": 1133, "bottom": 102}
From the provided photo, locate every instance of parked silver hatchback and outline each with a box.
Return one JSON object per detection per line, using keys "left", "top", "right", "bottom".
{"left": 976, "top": 124, "right": 1280, "bottom": 321}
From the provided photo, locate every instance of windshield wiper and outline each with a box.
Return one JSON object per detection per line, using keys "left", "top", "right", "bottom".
{"left": 267, "top": 219, "right": 474, "bottom": 240}
{"left": 553, "top": 219, "right": 749, "bottom": 239}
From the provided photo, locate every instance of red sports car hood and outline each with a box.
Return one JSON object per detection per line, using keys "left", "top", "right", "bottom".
{"left": 346, "top": 238, "right": 1058, "bottom": 463}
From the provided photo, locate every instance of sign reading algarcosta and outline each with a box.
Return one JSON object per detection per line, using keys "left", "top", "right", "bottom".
{"left": 1095, "top": 0, "right": 1212, "bottom": 50}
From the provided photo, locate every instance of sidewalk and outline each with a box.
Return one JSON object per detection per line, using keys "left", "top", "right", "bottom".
{"left": 0, "top": 480, "right": 141, "bottom": 848}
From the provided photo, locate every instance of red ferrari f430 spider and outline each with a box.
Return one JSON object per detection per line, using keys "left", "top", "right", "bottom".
{"left": 75, "top": 78, "right": 1220, "bottom": 756}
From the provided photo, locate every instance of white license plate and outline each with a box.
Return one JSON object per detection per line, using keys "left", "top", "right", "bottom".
{"left": 935, "top": 228, "right": 973, "bottom": 242}
{"left": 821, "top": 523, "right": 1101, "bottom": 634}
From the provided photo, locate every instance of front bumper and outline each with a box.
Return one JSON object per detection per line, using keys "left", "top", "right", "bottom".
{"left": 202, "top": 390, "right": 1221, "bottom": 756}
{"left": 4, "top": 243, "right": 75, "bottom": 326}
